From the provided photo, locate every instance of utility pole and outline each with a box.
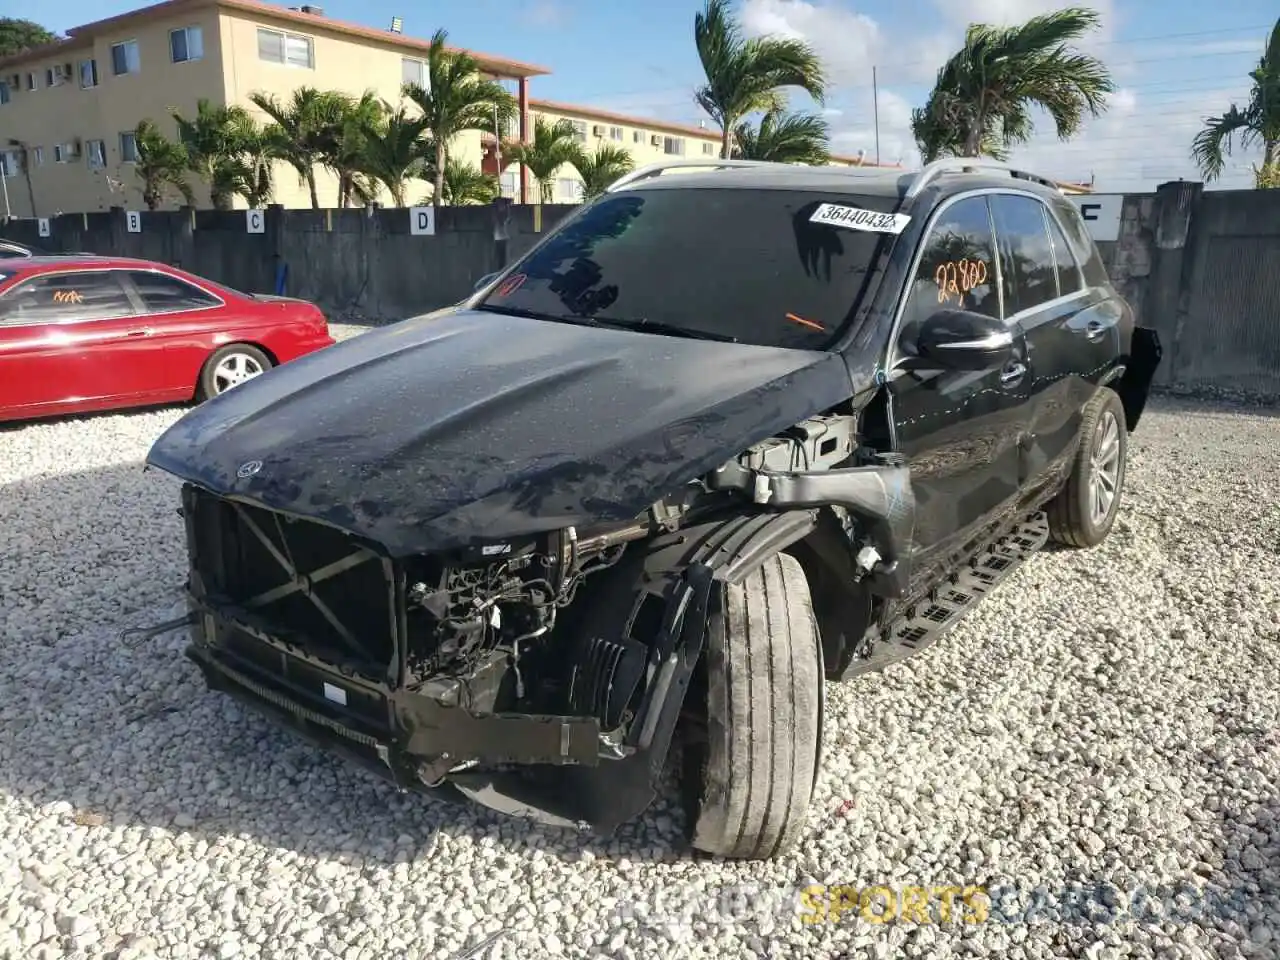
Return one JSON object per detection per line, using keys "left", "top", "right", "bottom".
{"left": 872, "top": 66, "right": 881, "bottom": 167}
{"left": 494, "top": 104, "right": 504, "bottom": 196}
{"left": 0, "top": 165, "right": 10, "bottom": 220}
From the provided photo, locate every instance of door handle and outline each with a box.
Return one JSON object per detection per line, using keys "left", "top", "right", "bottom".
{"left": 127, "top": 328, "right": 154, "bottom": 337}
{"left": 1085, "top": 319, "right": 1107, "bottom": 341}
{"left": 1000, "top": 361, "right": 1027, "bottom": 387}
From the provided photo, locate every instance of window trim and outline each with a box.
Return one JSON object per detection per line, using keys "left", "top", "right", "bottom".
{"left": 169, "top": 25, "right": 205, "bottom": 64}
{"left": 122, "top": 267, "right": 227, "bottom": 317}
{"left": 1040, "top": 202, "right": 1088, "bottom": 297}
{"left": 885, "top": 188, "right": 1095, "bottom": 375}
{"left": 0, "top": 269, "right": 140, "bottom": 327}
{"left": 110, "top": 39, "right": 142, "bottom": 76}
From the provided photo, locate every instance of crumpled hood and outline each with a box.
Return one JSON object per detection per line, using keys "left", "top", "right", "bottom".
{"left": 146, "top": 308, "right": 856, "bottom": 555}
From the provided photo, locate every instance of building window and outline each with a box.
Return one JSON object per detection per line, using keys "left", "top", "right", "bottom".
{"left": 119, "top": 132, "right": 138, "bottom": 163}
{"left": 33, "top": 146, "right": 44, "bottom": 166}
{"left": 608, "top": 126, "right": 623, "bottom": 141}
{"left": 111, "top": 40, "right": 141, "bottom": 75}
{"left": 79, "top": 58, "right": 99, "bottom": 88}
{"left": 558, "top": 178, "right": 583, "bottom": 201}
{"left": 401, "top": 57, "right": 428, "bottom": 90}
{"left": 257, "top": 28, "right": 314, "bottom": 69}
{"left": 87, "top": 139, "right": 107, "bottom": 169}
{"left": 26, "top": 72, "right": 38, "bottom": 91}
{"left": 0, "top": 151, "right": 18, "bottom": 177}
{"left": 0, "top": 82, "right": 8, "bottom": 105}
{"left": 170, "top": 27, "right": 204, "bottom": 63}
{"left": 663, "top": 136, "right": 685, "bottom": 156}
{"left": 632, "top": 130, "right": 643, "bottom": 143}
{"left": 500, "top": 171, "right": 518, "bottom": 197}
{"left": 45, "top": 68, "right": 56, "bottom": 87}
{"left": 53, "top": 144, "right": 66, "bottom": 163}
{"left": 702, "top": 142, "right": 715, "bottom": 155}
{"left": 569, "top": 120, "right": 587, "bottom": 143}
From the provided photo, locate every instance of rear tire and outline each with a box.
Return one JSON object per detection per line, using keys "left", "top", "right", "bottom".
{"left": 1047, "top": 388, "right": 1128, "bottom": 547}
{"left": 198, "top": 344, "right": 272, "bottom": 401}
{"left": 685, "top": 552, "right": 824, "bottom": 860}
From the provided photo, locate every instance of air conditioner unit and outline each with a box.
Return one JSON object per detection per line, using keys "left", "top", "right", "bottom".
{"left": 592, "top": 124, "right": 604, "bottom": 136}
{"left": 651, "top": 135, "right": 661, "bottom": 146}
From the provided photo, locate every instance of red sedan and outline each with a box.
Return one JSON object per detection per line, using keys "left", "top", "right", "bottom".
{"left": 0, "top": 256, "right": 335, "bottom": 423}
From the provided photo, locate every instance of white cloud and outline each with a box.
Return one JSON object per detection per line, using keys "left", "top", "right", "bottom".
{"left": 933, "top": 0, "right": 1119, "bottom": 46}
{"left": 521, "top": 0, "right": 567, "bottom": 28}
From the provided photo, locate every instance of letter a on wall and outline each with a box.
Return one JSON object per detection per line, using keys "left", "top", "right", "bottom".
{"left": 126, "top": 210, "right": 142, "bottom": 233}
{"left": 37, "top": 218, "right": 51, "bottom": 238}
{"left": 409, "top": 206, "right": 436, "bottom": 236}
{"left": 246, "top": 209, "right": 265, "bottom": 234}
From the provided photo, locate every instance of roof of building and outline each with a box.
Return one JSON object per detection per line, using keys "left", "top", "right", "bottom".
{"left": 0, "top": 0, "right": 551, "bottom": 78}
{"left": 527, "top": 97, "right": 902, "bottom": 169}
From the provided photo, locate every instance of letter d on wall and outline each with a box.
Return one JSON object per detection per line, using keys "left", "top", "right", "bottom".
{"left": 409, "top": 206, "right": 435, "bottom": 236}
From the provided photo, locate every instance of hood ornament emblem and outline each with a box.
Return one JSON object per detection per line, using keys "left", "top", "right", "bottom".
{"left": 237, "top": 459, "right": 263, "bottom": 479}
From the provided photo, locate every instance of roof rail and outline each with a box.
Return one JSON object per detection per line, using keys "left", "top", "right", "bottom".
{"left": 903, "top": 156, "right": 1060, "bottom": 199}
{"left": 605, "top": 158, "right": 781, "bottom": 193}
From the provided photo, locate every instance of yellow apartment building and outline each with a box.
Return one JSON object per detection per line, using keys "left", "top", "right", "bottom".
{"left": 0, "top": 0, "right": 897, "bottom": 217}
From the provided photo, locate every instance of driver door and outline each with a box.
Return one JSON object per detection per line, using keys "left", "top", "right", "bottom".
{"left": 884, "top": 194, "right": 1031, "bottom": 594}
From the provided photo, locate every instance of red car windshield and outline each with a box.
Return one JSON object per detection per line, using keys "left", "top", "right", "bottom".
{"left": 476, "top": 187, "right": 905, "bottom": 349}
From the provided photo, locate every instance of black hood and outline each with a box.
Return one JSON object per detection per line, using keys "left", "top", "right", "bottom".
{"left": 146, "top": 308, "right": 856, "bottom": 555}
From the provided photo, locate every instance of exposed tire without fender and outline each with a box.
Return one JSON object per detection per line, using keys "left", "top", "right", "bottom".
{"left": 684, "top": 551, "right": 824, "bottom": 860}
{"left": 198, "top": 344, "right": 273, "bottom": 400}
{"left": 1047, "top": 388, "right": 1129, "bottom": 548}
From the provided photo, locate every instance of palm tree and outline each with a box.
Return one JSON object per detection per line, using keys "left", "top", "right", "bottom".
{"left": 570, "top": 143, "right": 634, "bottom": 200}
{"left": 6, "top": 138, "right": 38, "bottom": 216}
{"left": 171, "top": 98, "right": 260, "bottom": 210}
{"left": 1192, "top": 18, "right": 1280, "bottom": 187}
{"left": 502, "top": 117, "right": 581, "bottom": 203}
{"left": 732, "top": 108, "right": 831, "bottom": 164}
{"left": 911, "top": 7, "right": 1114, "bottom": 162}
{"left": 403, "top": 27, "right": 517, "bottom": 214}
{"left": 250, "top": 87, "right": 347, "bottom": 209}
{"left": 435, "top": 158, "right": 500, "bottom": 205}
{"left": 360, "top": 106, "right": 430, "bottom": 206}
{"left": 326, "top": 91, "right": 384, "bottom": 207}
{"left": 132, "top": 119, "right": 195, "bottom": 210}
{"left": 693, "top": 0, "right": 827, "bottom": 160}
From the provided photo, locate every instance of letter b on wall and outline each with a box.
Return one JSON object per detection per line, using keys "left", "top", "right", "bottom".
{"left": 409, "top": 206, "right": 436, "bottom": 236}
{"left": 125, "top": 210, "right": 142, "bottom": 233}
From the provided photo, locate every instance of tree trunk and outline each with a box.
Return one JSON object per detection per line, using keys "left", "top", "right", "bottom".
{"left": 144, "top": 184, "right": 159, "bottom": 211}
{"left": 721, "top": 121, "right": 733, "bottom": 160}
{"left": 433, "top": 141, "right": 446, "bottom": 216}
{"left": 307, "top": 170, "right": 319, "bottom": 209}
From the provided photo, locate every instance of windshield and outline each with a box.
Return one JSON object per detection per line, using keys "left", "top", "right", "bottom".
{"left": 476, "top": 187, "right": 904, "bottom": 349}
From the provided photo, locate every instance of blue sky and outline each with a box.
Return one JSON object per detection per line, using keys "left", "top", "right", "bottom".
{"left": 38, "top": 0, "right": 1277, "bottom": 191}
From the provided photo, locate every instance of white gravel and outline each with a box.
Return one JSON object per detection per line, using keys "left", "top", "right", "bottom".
{"left": 1, "top": 336, "right": 1278, "bottom": 960}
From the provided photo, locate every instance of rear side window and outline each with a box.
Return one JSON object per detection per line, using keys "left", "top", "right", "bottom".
{"left": 1043, "top": 212, "right": 1083, "bottom": 297}
{"left": 898, "top": 195, "right": 1001, "bottom": 347}
{"left": 990, "top": 194, "right": 1058, "bottom": 314}
{"left": 1053, "top": 200, "right": 1111, "bottom": 289}
{"left": 0, "top": 271, "right": 135, "bottom": 323}
{"left": 128, "top": 270, "right": 221, "bottom": 311}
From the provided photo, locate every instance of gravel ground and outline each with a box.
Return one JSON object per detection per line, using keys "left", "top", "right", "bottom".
{"left": 1, "top": 330, "right": 1278, "bottom": 960}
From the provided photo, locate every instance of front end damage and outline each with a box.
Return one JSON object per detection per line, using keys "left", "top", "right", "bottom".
{"left": 169, "top": 414, "right": 916, "bottom": 834}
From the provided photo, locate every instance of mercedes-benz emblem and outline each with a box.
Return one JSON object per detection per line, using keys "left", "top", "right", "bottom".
{"left": 237, "top": 460, "right": 263, "bottom": 479}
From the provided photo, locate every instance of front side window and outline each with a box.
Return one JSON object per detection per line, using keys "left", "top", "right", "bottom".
{"left": 128, "top": 271, "right": 220, "bottom": 311}
{"left": 990, "top": 194, "right": 1058, "bottom": 315}
{"left": 111, "top": 40, "right": 141, "bottom": 75}
{"left": 0, "top": 272, "right": 135, "bottom": 323}
{"left": 171, "top": 26, "right": 204, "bottom": 63}
{"left": 897, "top": 195, "right": 1001, "bottom": 349}
{"left": 477, "top": 188, "right": 902, "bottom": 350}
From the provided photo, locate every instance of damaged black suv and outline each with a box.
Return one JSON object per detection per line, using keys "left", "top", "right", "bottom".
{"left": 145, "top": 157, "right": 1161, "bottom": 860}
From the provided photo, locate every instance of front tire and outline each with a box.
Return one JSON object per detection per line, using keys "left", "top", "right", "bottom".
{"left": 1047, "top": 388, "right": 1128, "bottom": 547}
{"left": 198, "top": 344, "right": 272, "bottom": 400}
{"left": 685, "top": 552, "right": 824, "bottom": 860}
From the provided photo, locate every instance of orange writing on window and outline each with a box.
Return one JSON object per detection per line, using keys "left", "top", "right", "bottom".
{"left": 934, "top": 260, "right": 988, "bottom": 305}
{"left": 53, "top": 290, "right": 85, "bottom": 304}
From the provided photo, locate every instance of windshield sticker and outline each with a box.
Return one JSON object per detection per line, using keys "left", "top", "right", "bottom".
{"left": 493, "top": 273, "right": 526, "bottom": 297}
{"left": 935, "top": 260, "right": 989, "bottom": 305}
{"left": 810, "top": 204, "right": 911, "bottom": 234}
{"left": 53, "top": 290, "right": 85, "bottom": 304}
{"left": 785, "top": 311, "right": 826, "bottom": 332}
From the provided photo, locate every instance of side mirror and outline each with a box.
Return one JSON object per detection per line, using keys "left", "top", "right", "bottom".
{"left": 473, "top": 271, "right": 500, "bottom": 294}
{"left": 916, "top": 309, "right": 1015, "bottom": 370}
